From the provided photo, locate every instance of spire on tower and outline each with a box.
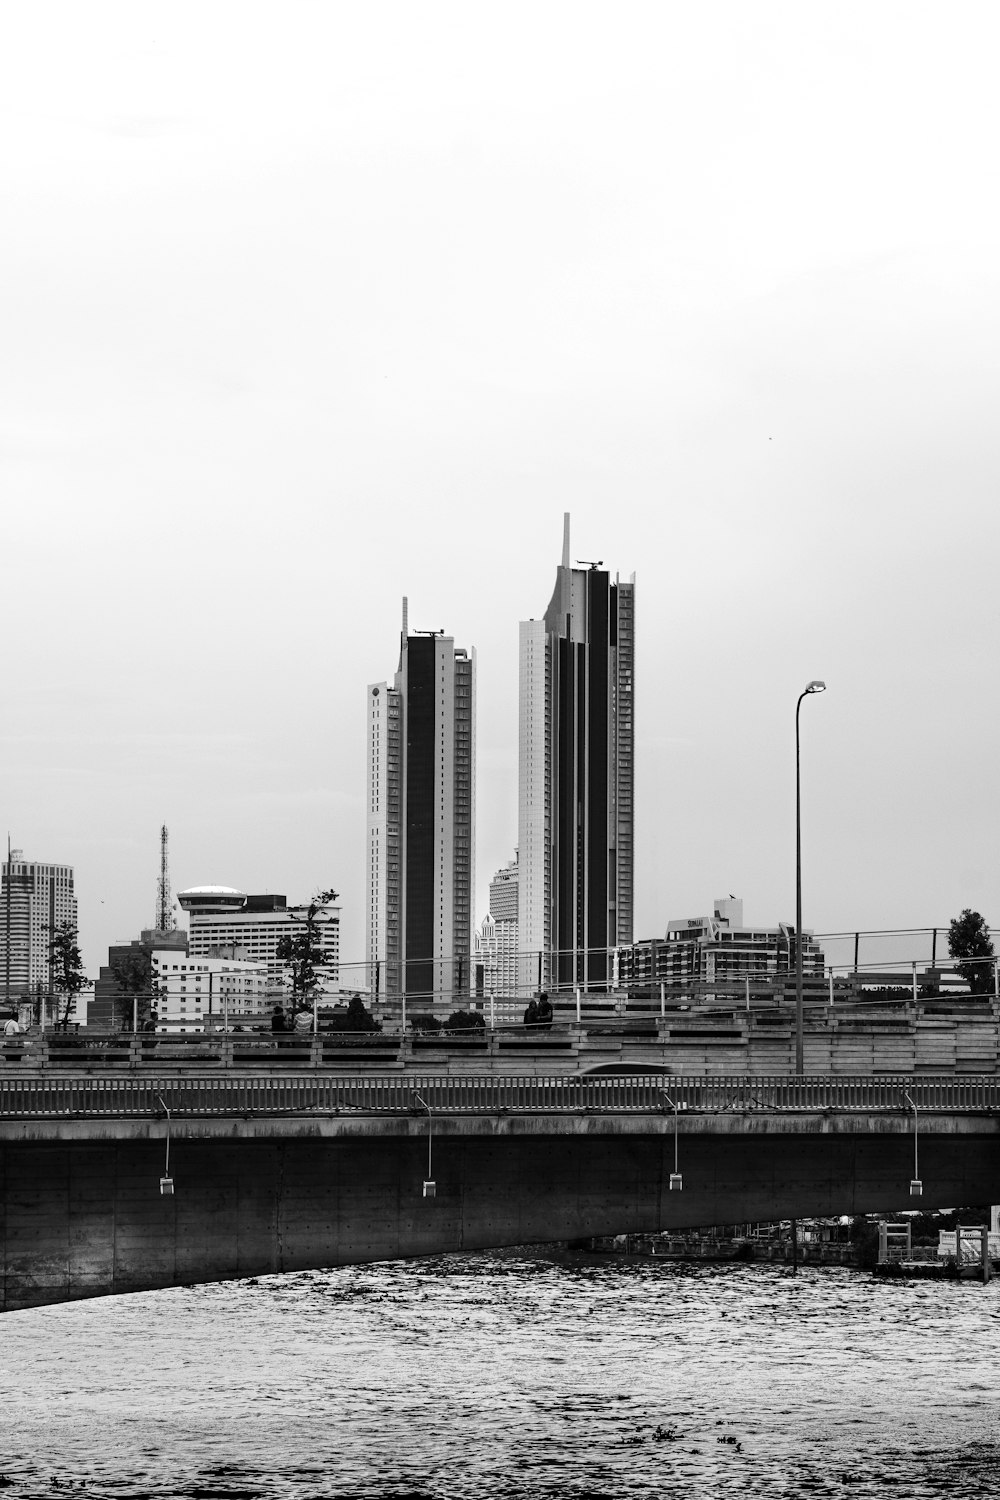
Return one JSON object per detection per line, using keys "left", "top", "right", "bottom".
{"left": 562, "top": 512, "right": 571, "bottom": 569}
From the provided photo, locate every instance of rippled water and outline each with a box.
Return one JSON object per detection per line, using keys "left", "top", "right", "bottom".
{"left": 2, "top": 1251, "right": 999, "bottom": 1499}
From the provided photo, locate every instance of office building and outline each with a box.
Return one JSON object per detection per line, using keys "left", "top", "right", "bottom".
{"left": 178, "top": 888, "right": 341, "bottom": 1000}
{"left": 367, "top": 600, "right": 476, "bottom": 1003}
{"left": 518, "top": 516, "right": 635, "bottom": 992}
{"left": 619, "top": 896, "right": 826, "bottom": 990}
{"left": 1, "top": 851, "right": 78, "bottom": 1011}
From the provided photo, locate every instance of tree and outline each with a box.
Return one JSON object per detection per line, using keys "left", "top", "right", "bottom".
{"left": 947, "top": 909, "right": 995, "bottom": 996}
{"left": 275, "top": 888, "right": 339, "bottom": 1019}
{"left": 110, "top": 947, "right": 153, "bottom": 1030}
{"left": 45, "top": 920, "right": 93, "bottom": 1029}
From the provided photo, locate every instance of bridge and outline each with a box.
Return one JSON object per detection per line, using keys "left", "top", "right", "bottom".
{"left": 2, "top": 1071, "right": 998, "bottom": 1311}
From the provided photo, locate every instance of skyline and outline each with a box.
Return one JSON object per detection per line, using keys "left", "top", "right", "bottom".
{"left": 4, "top": 4, "right": 999, "bottom": 981}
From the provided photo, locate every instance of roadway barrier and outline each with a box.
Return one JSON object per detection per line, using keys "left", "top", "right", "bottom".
{"left": 1, "top": 1074, "right": 999, "bottom": 1118}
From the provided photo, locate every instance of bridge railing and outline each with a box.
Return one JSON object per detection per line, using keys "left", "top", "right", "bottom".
{"left": 1, "top": 1073, "right": 999, "bottom": 1118}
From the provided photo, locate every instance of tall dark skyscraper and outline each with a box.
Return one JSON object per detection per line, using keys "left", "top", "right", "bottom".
{"left": 367, "top": 600, "right": 476, "bottom": 1004}
{"left": 518, "top": 516, "right": 634, "bottom": 990}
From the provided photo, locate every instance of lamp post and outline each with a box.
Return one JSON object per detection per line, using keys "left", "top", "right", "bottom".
{"left": 795, "top": 680, "right": 827, "bottom": 1075}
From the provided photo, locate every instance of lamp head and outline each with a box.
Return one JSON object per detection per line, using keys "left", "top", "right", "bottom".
{"left": 805, "top": 680, "right": 826, "bottom": 694}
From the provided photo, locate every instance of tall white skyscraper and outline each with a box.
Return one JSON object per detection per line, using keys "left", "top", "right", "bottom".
{"left": 518, "top": 516, "right": 635, "bottom": 991}
{"left": 367, "top": 601, "right": 476, "bottom": 1004}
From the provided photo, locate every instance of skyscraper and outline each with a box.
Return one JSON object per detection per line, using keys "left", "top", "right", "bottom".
{"left": 367, "top": 601, "right": 476, "bottom": 1004}
{"left": 1, "top": 851, "right": 78, "bottom": 1008}
{"left": 474, "top": 853, "right": 521, "bottom": 1017}
{"left": 518, "top": 516, "right": 634, "bottom": 991}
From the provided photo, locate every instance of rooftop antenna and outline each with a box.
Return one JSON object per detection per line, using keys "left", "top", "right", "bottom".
{"left": 156, "top": 825, "right": 176, "bottom": 932}
{"left": 562, "top": 512, "right": 571, "bottom": 569}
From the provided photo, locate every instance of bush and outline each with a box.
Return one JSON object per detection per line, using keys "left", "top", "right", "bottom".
{"left": 408, "top": 1013, "right": 441, "bottom": 1034}
{"left": 444, "top": 1009, "right": 486, "bottom": 1034}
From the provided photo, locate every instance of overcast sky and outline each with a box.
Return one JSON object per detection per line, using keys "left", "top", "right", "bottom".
{"left": 4, "top": 1, "right": 999, "bottom": 982}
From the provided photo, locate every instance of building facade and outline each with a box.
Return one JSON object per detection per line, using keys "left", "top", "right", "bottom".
{"left": 619, "top": 896, "right": 826, "bottom": 992}
{"left": 89, "top": 927, "right": 188, "bottom": 1029}
{"left": 178, "top": 888, "right": 341, "bottom": 1002}
{"left": 150, "top": 951, "right": 268, "bottom": 1032}
{"left": 518, "top": 516, "right": 634, "bottom": 992}
{"left": 367, "top": 600, "right": 476, "bottom": 1005}
{"left": 489, "top": 856, "right": 519, "bottom": 924}
{"left": 1, "top": 851, "right": 78, "bottom": 1012}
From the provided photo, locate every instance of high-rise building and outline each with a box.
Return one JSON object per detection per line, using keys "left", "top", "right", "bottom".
{"left": 518, "top": 516, "right": 635, "bottom": 992}
{"left": 367, "top": 600, "right": 476, "bottom": 1004}
{"left": 474, "top": 853, "right": 521, "bottom": 1014}
{"left": 489, "top": 855, "right": 519, "bottom": 924}
{"left": 1, "top": 850, "right": 78, "bottom": 1009}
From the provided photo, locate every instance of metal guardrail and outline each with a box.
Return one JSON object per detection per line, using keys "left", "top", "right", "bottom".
{"left": 0, "top": 1074, "right": 999, "bottom": 1119}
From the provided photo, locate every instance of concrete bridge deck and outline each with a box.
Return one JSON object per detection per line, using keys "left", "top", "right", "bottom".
{"left": 2, "top": 1073, "right": 997, "bottom": 1312}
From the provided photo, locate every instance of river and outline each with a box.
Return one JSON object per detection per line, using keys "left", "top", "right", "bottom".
{"left": 2, "top": 1250, "right": 998, "bottom": 1499}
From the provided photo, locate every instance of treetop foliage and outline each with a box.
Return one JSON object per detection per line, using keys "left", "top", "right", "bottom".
{"left": 947, "top": 909, "right": 995, "bottom": 995}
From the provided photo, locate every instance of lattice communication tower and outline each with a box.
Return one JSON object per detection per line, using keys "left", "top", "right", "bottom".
{"left": 156, "top": 824, "right": 177, "bottom": 932}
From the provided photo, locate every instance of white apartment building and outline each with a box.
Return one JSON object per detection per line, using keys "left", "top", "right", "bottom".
{"left": 177, "top": 887, "right": 341, "bottom": 1002}
{"left": 151, "top": 951, "right": 269, "bottom": 1032}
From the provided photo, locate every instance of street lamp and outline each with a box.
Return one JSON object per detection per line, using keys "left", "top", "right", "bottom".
{"left": 795, "top": 680, "right": 827, "bottom": 1075}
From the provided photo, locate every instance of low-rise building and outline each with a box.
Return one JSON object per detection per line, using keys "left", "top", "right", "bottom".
{"left": 89, "top": 927, "right": 188, "bottom": 1029}
{"left": 620, "top": 896, "right": 825, "bottom": 993}
{"left": 151, "top": 951, "right": 268, "bottom": 1032}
